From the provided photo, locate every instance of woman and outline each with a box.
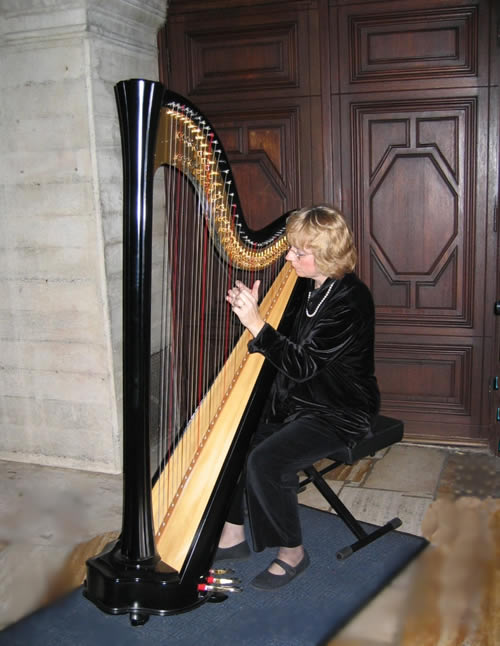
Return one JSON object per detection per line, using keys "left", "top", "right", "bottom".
{"left": 217, "top": 205, "right": 380, "bottom": 589}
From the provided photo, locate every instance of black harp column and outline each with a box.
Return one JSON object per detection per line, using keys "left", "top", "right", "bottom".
{"left": 84, "top": 80, "right": 205, "bottom": 626}
{"left": 116, "top": 78, "right": 164, "bottom": 565}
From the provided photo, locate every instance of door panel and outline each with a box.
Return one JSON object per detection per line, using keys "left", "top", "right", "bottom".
{"left": 335, "top": 0, "right": 490, "bottom": 92}
{"left": 341, "top": 89, "right": 489, "bottom": 442}
{"left": 213, "top": 109, "right": 299, "bottom": 228}
{"left": 355, "top": 97, "right": 475, "bottom": 327}
{"left": 375, "top": 335, "right": 484, "bottom": 440}
{"left": 190, "top": 97, "right": 321, "bottom": 227}
{"left": 166, "top": 2, "right": 320, "bottom": 101}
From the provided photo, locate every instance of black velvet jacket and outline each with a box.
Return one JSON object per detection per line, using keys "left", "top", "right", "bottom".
{"left": 248, "top": 273, "right": 380, "bottom": 444}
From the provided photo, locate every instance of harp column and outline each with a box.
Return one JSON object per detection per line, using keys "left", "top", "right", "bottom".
{"left": 85, "top": 81, "right": 208, "bottom": 623}
{"left": 116, "top": 78, "right": 166, "bottom": 563}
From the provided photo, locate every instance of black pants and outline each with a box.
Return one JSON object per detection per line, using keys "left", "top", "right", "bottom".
{"left": 227, "top": 415, "right": 348, "bottom": 551}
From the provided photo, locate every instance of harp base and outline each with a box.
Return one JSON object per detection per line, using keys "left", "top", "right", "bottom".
{"left": 84, "top": 538, "right": 206, "bottom": 625}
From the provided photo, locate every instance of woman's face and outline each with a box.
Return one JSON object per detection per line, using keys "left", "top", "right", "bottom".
{"left": 285, "top": 245, "right": 328, "bottom": 287}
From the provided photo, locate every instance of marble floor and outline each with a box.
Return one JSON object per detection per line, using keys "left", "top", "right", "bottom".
{"left": 0, "top": 442, "right": 498, "bottom": 644}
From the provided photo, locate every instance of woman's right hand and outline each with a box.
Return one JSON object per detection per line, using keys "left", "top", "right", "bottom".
{"left": 227, "top": 280, "right": 265, "bottom": 338}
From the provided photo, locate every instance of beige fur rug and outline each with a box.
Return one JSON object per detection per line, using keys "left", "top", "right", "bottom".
{"left": 399, "top": 496, "right": 499, "bottom": 646}
{"left": 41, "top": 530, "right": 119, "bottom": 607}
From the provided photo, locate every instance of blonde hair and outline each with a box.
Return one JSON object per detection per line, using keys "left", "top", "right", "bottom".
{"left": 286, "top": 205, "right": 357, "bottom": 278}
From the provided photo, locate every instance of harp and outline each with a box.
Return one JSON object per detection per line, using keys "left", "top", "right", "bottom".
{"left": 84, "top": 79, "right": 304, "bottom": 625}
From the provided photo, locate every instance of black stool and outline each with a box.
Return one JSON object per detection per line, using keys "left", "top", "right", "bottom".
{"left": 299, "top": 415, "right": 404, "bottom": 560}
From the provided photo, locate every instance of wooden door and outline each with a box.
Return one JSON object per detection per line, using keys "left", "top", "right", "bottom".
{"left": 160, "top": 0, "right": 498, "bottom": 449}
{"left": 490, "top": 76, "right": 500, "bottom": 456}
{"left": 488, "top": 4, "right": 500, "bottom": 455}
{"left": 493, "top": 215, "right": 500, "bottom": 455}
{"left": 334, "top": 0, "right": 496, "bottom": 445}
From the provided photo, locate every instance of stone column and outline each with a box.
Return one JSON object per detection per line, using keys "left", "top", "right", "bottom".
{"left": 0, "top": 0, "right": 167, "bottom": 472}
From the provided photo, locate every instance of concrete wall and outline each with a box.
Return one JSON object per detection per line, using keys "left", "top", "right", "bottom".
{"left": 0, "top": 0, "right": 168, "bottom": 473}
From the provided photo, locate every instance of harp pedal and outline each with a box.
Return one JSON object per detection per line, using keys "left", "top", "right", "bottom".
{"left": 198, "top": 571, "right": 242, "bottom": 601}
{"left": 209, "top": 567, "right": 235, "bottom": 576}
{"left": 205, "top": 575, "right": 241, "bottom": 586}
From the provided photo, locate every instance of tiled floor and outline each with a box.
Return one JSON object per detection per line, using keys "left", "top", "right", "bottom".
{"left": 0, "top": 443, "right": 498, "bottom": 643}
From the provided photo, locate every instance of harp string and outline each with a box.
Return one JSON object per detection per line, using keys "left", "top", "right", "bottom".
{"left": 160, "top": 110, "right": 177, "bottom": 517}
{"left": 151, "top": 102, "right": 288, "bottom": 533}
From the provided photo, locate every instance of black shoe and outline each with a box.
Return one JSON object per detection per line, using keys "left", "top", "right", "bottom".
{"left": 251, "top": 550, "right": 310, "bottom": 589}
{"left": 214, "top": 540, "right": 251, "bottom": 562}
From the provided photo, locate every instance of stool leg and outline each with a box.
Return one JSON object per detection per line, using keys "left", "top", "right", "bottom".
{"left": 302, "top": 466, "right": 368, "bottom": 541}
{"left": 336, "top": 518, "right": 402, "bottom": 560}
{"left": 302, "top": 466, "right": 403, "bottom": 560}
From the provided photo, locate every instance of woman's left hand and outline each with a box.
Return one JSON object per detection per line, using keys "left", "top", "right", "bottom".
{"left": 227, "top": 280, "right": 265, "bottom": 338}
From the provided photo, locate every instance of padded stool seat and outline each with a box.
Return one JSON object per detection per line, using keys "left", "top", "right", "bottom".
{"left": 299, "top": 415, "right": 404, "bottom": 559}
{"left": 347, "top": 414, "right": 404, "bottom": 464}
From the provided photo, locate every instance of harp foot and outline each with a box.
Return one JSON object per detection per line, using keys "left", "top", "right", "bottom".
{"left": 84, "top": 537, "right": 205, "bottom": 618}
{"left": 129, "top": 611, "right": 149, "bottom": 626}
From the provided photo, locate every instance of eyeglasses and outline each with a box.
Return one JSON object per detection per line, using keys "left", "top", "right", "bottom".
{"left": 287, "top": 246, "right": 312, "bottom": 260}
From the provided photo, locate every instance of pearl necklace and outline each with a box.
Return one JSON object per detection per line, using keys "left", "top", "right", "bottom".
{"left": 305, "top": 281, "right": 335, "bottom": 318}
